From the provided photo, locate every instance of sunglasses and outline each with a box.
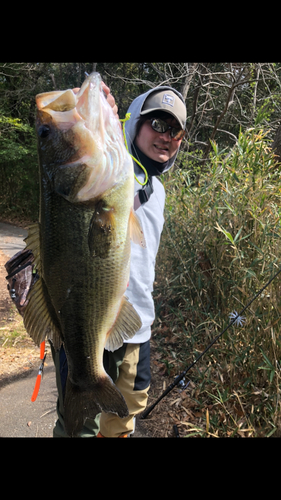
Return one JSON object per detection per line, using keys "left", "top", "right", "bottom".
{"left": 150, "top": 118, "right": 185, "bottom": 141}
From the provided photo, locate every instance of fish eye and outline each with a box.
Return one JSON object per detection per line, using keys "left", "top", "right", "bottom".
{"left": 38, "top": 125, "right": 50, "bottom": 138}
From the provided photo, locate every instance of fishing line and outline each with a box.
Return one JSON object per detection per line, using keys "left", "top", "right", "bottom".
{"left": 141, "top": 265, "right": 281, "bottom": 419}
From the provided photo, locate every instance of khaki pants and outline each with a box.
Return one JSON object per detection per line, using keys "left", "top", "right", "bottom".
{"left": 51, "top": 340, "right": 150, "bottom": 437}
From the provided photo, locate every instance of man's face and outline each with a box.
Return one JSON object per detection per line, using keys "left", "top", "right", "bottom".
{"left": 135, "top": 115, "right": 183, "bottom": 163}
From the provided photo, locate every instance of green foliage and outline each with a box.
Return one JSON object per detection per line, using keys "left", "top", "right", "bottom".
{"left": 255, "top": 99, "right": 275, "bottom": 126}
{"left": 0, "top": 112, "right": 38, "bottom": 220}
{"left": 155, "top": 126, "right": 281, "bottom": 436}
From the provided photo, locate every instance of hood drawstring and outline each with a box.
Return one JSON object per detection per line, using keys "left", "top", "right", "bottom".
{"left": 120, "top": 113, "right": 148, "bottom": 186}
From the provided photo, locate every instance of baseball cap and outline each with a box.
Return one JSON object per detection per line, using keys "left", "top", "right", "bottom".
{"left": 140, "top": 89, "right": 186, "bottom": 130}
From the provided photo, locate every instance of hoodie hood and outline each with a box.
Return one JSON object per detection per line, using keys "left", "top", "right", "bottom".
{"left": 123, "top": 86, "right": 185, "bottom": 177}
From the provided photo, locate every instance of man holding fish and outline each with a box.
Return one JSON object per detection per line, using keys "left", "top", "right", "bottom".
{"left": 6, "top": 73, "right": 186, "bottom": 437}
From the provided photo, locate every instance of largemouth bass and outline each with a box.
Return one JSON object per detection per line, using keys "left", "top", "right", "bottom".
{"left": 23, "top": 72, "right": 145, "bottom": 437}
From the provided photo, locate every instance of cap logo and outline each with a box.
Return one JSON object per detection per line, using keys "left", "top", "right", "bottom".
{"left": 162, "top": 93, "right": 175, "bottom": 107}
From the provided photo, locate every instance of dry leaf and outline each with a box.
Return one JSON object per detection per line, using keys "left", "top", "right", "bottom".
{"left": 206, "top": 408, "right": 210, "bottom": 433}
{"left": 233, "top": 405, "right": 244, "bottom": 418}
{"left": 170, "top": 397, "right": 181, "bottom": 406}
{"left": 193, "top": 411, "right": 203, "bottom": 418}
{"left": 181, "top": 407, "right": 194, "bottom": 418}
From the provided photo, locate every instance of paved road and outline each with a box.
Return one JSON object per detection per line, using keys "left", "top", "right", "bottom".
{"left": 0, "top": 221, "right": 57, "bottom": 438}
{"left": 0, "top": 222, "right": 28, "bottom": 258}
{"left": 0, "top": 366, "right": 57, "bottom": 437}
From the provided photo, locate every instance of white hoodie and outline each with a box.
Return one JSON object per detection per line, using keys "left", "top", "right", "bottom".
{"left": 121, "top": 86, "right": 185, "bottom": 345}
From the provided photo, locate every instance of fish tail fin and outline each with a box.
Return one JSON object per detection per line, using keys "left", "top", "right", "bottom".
{"left": 64, "top": 375, "right": 129, "bottom": 437}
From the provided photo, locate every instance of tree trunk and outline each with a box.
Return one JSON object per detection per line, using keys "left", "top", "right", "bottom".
{"left": 180, "top": 63, "right": 198, "bottom": 101}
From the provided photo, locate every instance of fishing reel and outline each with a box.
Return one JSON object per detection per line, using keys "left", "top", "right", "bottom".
{"left": 177, "top": 377, "right": 190, "bottom": 391}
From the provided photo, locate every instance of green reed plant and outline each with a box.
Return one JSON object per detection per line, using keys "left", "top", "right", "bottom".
{"left": 155, "top": 126, "right": 281, "bottom": 436}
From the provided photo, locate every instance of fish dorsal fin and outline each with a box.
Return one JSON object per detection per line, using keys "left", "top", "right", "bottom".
{"left": 105, "top": 296, "right": 142, "bottom": 352}
{"left": 23, "top": 223, "right": 62, "bottom": 351}
{"left": 129, "top": 208, "right": 146, "bottom": 248}
{"left": 24, "top": 277, "right": 63, "bottom": 351}
{"left": 24, "top": 223, "right": 41, "bottom": 272}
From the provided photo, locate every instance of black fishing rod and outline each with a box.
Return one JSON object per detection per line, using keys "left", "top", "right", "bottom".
{"left": 141, "top": 266, "right": 281, "bottom": 419}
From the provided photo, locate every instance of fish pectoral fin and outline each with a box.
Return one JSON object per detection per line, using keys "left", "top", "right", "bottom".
{"left": 23, "top": 277, "right": 63, "bottom": 351}
{"left": 105, "top": 296, "right": 142, "bottom": 352}
{"left": 129, "top": 208, "right": 146, "bottom": 248}
{"left": 88, "top": 202, "right": 116, "bottom": 257}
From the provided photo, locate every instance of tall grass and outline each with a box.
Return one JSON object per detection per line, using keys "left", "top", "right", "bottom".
{"left": 154, "top": 126, "right": 281, "bottom": 436}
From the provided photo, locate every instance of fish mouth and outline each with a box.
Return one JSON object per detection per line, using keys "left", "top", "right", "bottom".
{"left": 35, "top": 73, "right": 102, "bottom": 130}
{"left": 36, "top": 73, "right": 132, "bottom": 202}
{"left": 36, "top": 72, "right": 115, "bottom": 142}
